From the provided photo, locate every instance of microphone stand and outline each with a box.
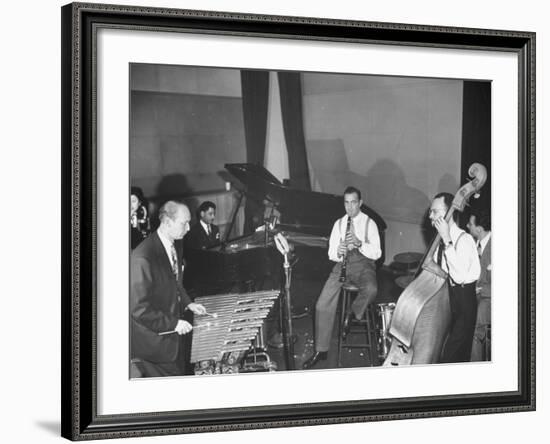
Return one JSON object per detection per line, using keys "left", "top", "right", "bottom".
{"left": 274, "top": 233, "right": 295, "bottom": 370}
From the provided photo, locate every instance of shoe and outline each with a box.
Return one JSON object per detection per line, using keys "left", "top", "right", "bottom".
{"left": 302, "top": 351, "right": 328, "bottom": 369}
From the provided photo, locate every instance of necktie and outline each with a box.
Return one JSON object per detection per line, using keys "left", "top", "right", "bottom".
{"left": 170, "top": 243, "right": 179, "bottom": 280}
{"left": 207, "top": 225, "right": 212, "bottom": 237}
{"left": 345, "top": 218, "right": 354, "bottom": 244}
{"left": 477, "top": 241, "right": 482, "bottom": 257}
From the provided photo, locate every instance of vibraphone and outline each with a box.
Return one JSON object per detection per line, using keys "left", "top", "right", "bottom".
{"left": 191, "top": 290, "right": 280, "bottom": 375}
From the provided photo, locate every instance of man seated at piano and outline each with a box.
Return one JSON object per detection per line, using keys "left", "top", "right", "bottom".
{"left": 130, "top": 201, "right": 206, "bottom": 377}
{"left": 184, "top": 201, "right": 221, "bottom": 251}
{"left": 302, "top": 186, "right": 381, "bottom": 369}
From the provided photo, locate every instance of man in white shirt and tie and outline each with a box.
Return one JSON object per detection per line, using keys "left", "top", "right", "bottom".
{"left": 430, "top": 192, "right": 481, "bottom": 363}
{"left": 466, "top": 208, "right": 492, "bottom": 361}
{"left": 131, "top": 201, "right": 206, "bottom": 377}
{"left": 302, "top": 186, "right": 381, "bottom": 369}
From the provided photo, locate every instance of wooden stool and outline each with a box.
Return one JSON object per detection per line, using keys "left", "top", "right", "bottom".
{"left": 337, "top": 284, "right": 378, "bottom": 367}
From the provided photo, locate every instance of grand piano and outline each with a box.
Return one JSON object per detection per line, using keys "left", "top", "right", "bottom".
{"left": 183, "top": 163, "right": 387, "bottom": 305}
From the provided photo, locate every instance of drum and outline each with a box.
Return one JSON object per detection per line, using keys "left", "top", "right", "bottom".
{"left": 395, "top": 274, "right": 415, "bottom": 289}
{"left": 377, "top": 302, "right": 396, "bottom": 360}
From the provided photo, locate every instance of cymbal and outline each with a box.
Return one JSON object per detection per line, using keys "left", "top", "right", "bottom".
{"left": 395, "top": 275, "right": 415, "bottom": 289}
{"left": 393, "top": 252, "right": 423, "bottom": 265}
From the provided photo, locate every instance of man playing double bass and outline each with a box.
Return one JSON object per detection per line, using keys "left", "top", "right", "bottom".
{"left": 429, "top": 192, "right": 481, "bottom": 362}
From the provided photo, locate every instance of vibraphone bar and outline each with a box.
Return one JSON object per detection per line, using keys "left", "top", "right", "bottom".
{"left": 191, "top": 290, "right": 280, "bottom": 374}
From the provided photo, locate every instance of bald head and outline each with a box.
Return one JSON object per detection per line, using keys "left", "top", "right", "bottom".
{"left": 158, "top": 201, "right": 191, "bottom": 242}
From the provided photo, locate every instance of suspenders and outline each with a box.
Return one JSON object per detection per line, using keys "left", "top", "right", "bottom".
{"left": 445, "top": 231, "right": 466, "bottom": 286}
{"left": 340, "top": 215, "right": 371, "bottom": 246}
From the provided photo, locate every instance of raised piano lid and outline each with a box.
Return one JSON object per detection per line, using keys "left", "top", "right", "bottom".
{"left": 225, "top": 163, "right": 387, "bottom": 239}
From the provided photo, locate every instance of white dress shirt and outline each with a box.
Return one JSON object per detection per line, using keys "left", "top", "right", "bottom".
{"left": 434, "top": 222, "right": 481, "bottom": 285}
{"left": 328, "top": 211, "right": 381, "bottom": 262}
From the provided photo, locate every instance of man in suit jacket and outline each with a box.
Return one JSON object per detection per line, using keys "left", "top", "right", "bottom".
{"left": 184, "top": 201, "right": 221, "bottom": 250}
{"left": 467, "top": 208, "right": 492, "bottom": 361}
{"left": 130, "top": 201, "right": 206, "bottom": 377}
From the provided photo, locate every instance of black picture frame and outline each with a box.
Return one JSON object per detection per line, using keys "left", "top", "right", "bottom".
{"left": 61, "top": 2, "right": 536, "bottom": 440}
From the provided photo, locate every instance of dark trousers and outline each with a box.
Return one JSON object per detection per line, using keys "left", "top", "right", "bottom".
{"left": 441, "top": 282, "right": 477, "bottom": 363}
{"left": 471, "top": 296, "right": 491, "bottom": 361}
{"left": 131, "top": 333, "right": 191, "bottom": 378}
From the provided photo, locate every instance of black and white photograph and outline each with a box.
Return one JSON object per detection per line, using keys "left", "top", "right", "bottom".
{"left": 50, "top": 1, "right": 539, "bottom": 442}
{"left": 128, "top": 63, "right": 492, "bottom": 378}
{"left": 3, "top": 0, "right": 548, "bottom": 442}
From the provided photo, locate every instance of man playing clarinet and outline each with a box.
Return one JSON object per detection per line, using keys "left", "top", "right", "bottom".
{"left": 302, "top": 186, "right": 381, "bottom": 369}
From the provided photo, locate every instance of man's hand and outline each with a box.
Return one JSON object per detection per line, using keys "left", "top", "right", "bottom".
{"left": 337, "top": 241, "right": 347, "bottom": 257}
{"left": 175, "top": 319, "right": 193, "bottom": 335}
{"left": 345, "top": 228, "right": 362, "bottom": 248}
{"left": 433, "top": 217, "right": 451, "bottom": 244}
{"left": 187, "top": 302, "right": 206, "bottom": 315}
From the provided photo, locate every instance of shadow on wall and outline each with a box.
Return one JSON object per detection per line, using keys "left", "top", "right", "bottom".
{"left": 156, "top": 173, "right": 192, "bottom": 199}
{"left": 147, "top": 174, "right": 198, "bottom": 229}
{"left": 437, "top": 173, "right": 459, "bottom": 196}
{"left": 307, "top": 140, "right": 429, "bottom": 225}
{"left": 364, "top": 159, "right": 430, "bottom": 225}
{"left": 308, "top": 139, "right": 360, "bottom": 193}
{"left": 306, "top": 138, "right": 468, "bottom": 250}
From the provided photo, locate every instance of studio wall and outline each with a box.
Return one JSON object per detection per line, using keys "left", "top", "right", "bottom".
{"left": 130, "top": 64, "right": 246, "bottom": 199}
{"left": 302, "top": 73, "right": 464, "bottom": 261}
{"left": 129, "top": 64, "right": 486, "bottom": 264}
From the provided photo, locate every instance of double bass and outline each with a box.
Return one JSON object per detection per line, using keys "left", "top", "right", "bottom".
{"left": 383, "top": 163, "right": 487, "bottom": 366}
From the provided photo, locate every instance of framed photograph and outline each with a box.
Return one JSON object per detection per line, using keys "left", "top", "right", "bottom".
{"left": 61, "top": 2, "right": 535, "bottom": 440}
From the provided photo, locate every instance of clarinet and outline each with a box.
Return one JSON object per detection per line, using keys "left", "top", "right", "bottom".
{"left": 339, "top": 217, "right": 352, "bottom": 282}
